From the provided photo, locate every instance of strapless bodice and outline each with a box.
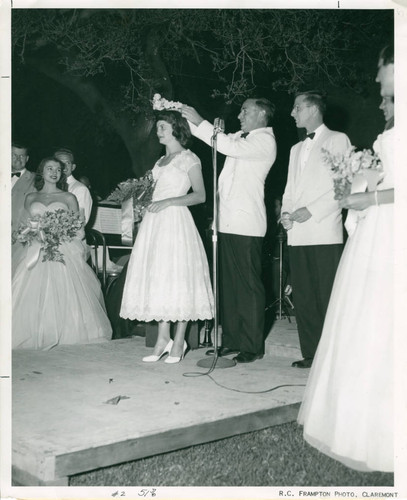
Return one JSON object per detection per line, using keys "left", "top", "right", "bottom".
{"left": 29, "top": 201, "right": 70, "bottom": 217}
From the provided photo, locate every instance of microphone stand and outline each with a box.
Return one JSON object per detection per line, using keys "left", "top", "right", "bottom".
{"left": 197, "top": 122, "right": 235, "bottom": 369}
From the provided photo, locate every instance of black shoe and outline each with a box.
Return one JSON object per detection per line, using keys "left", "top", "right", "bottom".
{"left": 291, "top": 358, "right": 313, "bottom": 368}
{"left": 205, "top": 347, "right": 240, "bottom": 357}
{"left": 233, "top": 352, "right": 264, "bottom": 363}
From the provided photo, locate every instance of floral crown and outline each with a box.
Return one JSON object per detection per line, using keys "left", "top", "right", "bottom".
{"left": 152, "top": 93, "right": 183, "bottom": 111}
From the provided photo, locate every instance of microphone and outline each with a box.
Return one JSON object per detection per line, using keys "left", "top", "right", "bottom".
{"left": 213, "top": 117, "right": 225, "bottom": 135}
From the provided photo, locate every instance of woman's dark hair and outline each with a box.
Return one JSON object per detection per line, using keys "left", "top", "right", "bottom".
{"left": 35, "top": 157, "right": 68, "bottom": 191}
{"left": 379, "top": 43, "right": 394, "bottom": 66}
{"left": 295, "top": 89, "right": 327, "bottom": 116}
{"left": 156, "top": 110, "right": 191, "bottom": 147}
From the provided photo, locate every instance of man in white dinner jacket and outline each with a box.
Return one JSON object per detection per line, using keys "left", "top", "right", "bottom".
{"left": 54, "top": 148, "right": 93, "bottom": 224}
{"left": 182, "top": 98, "right": 277, "bottom": 363}
{"left": 281, "top": 90, "right": 351, "bottom": 368}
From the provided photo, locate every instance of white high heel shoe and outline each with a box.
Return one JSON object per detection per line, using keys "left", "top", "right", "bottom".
{"left": 142, "top": 339, "right": 173, "bottom": 363}
{"left": 164, "top": 340, "right": 188, "bottom": 364}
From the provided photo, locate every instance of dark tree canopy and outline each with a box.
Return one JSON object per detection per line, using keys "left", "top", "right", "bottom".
{"left": 12, "top": 8, "right": 393, "bottom": 181}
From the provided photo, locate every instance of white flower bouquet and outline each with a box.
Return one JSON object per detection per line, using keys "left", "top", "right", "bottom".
{"left": 107, "top": 170, "right": 156, "bottom": 221}
{"left": 323, "top": 146, "right": 383, "bottom": 200}
{"left": 12, "top": 209, "right": 85, "bottom": 264}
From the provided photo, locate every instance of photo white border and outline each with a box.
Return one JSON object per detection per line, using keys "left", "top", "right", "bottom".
{"left": 1, "top": 0, "right": 406, "bottom": 498}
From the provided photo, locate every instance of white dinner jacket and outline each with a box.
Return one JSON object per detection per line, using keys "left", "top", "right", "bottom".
{"left": 67, "top": 175, "right": 93, "bottom": 224}
{"left": 190, "top": 120, "right": 277, "bottom": 237}
{"left": 282, "top": 124, "right": 351, "bottom": 246}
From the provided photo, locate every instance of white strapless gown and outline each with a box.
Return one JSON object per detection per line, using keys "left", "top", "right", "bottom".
{"left": 298, "top": 129, "right": 394, "bottom": 472}
{"left": 12, "top": 201, "right": 112, "bottom": 350}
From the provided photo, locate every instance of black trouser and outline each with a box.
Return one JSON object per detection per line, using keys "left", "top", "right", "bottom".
{"left": 219, "top": 232, "right": 265, "bottom": 355}
{"left": 288, "top": 244, "right": 343, "bottom": 359}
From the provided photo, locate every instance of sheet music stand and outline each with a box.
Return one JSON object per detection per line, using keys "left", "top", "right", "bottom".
{"left": 87, "top": 202, "right": 133, "bottom": 293}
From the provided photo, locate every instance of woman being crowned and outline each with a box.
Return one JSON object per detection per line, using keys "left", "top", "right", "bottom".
{"left": 120, "top": 107, "right": 214, "bottom": 363}
{"left": 12, "top": 157, "right": 112, "bottom": 350}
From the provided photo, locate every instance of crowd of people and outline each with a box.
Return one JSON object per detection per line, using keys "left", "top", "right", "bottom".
{"left": 10, "top": 42, "right": 394, "bottom": 473}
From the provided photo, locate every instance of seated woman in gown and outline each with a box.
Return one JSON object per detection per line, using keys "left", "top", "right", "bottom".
{"left": 12, "top": 157, "right": 112, "bottom": 350}
{"left": 120, "top": 110, "right": 214, "bottom": 364}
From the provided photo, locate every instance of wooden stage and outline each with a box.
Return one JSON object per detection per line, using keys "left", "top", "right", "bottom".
{"left": 12, "top": 318, "right": 308, "bottom": 486}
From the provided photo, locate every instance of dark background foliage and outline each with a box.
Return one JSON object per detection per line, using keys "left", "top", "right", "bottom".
{"left": 12, "top": 8, "right": 393, "bottom": 206}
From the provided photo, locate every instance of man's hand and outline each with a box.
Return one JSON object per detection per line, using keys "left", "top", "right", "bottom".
{"left": 181, "top": 105, "right": 204, "bottom": 126}
{"left": 290, "top": 207, "right": 312, "bottom": 223}
{"left": 280, "top": 212, "right": 293, "bottom": 230}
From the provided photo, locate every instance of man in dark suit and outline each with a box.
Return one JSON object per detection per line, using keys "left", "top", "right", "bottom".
{"left": 12, "top": 141, "right": 36, "bottom": 273}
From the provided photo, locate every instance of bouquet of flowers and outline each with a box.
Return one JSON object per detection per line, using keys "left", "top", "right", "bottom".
{"left": 107, "top": 170, "right": 156, "bottom": 221}
{"left": 152, "top": 93, "right": 183, "bottom": 111}
{"left": 12, "top": 209, "right": 84, "bottom": 265}
{"left": 322, "top": 146, "right": 383, "bottom": 200}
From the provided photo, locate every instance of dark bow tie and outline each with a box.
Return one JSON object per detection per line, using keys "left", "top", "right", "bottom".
{"left": 303, "top": 132, "right": 315, "bottom": 141}
{"left": 241, "top": 132, "right": 250, "bottom": 139}
{"left": 12, "top": 171, "right": 22, "bottom": 178}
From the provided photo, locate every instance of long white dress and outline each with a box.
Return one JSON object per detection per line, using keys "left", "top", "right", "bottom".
{"left": 297, "top": 128, "right": 394, "bottom": 472}
{"left": 12, "top": 201, "right": 112, "bottom": 350}
{"left": 120, "top": 150, "right": 214, "bottom": 322}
